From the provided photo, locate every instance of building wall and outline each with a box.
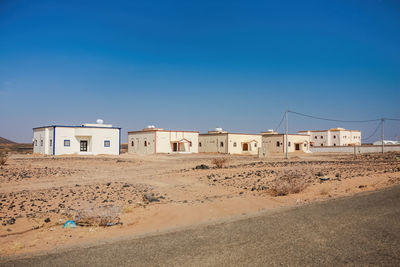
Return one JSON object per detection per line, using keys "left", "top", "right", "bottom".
{"left": 33, "top": 127, "right": 54, "bottom": 155}
{"left": 199, "top": 134, "right": 228, "bottom": 153}
{"left": 128, "top": 131, "right": 156, "bottom": 154}
{"left": 262, "top": 134, "right": 310, "bottom": 153}
{"left": 128, "top": 130, "right": 199, "bottom": 154}
{"left": 199, "top": 133, "right": 261, "bottom": 155}
{"left": 33, "top": 127, "right": 119, "bottom": 155}
{"left": 262, "top": 135, "right": 284, "bottom": 153}
{"left": 310, "top": 145, "right": 400, "bottom": 153}
{"left": 156, "top": 131, "right": 199, "bottom": 153}
{"left": 227, "top": 134, "right": 261, "bottom": 155}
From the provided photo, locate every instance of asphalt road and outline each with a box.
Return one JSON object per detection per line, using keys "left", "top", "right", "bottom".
{"left": 2, "top": 185, "right": 400, "bottom": 266}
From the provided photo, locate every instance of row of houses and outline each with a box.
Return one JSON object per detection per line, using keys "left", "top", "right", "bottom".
{"left": 33, "top": 120, "right": 362, "bottom": 156}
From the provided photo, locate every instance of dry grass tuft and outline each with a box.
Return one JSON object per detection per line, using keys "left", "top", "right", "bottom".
{"left": 74, "top": 206, "right": 121, "bottom": 227}
{"left": 269, "top": 178, "right": 307, "bottom": 197}
{"left": 211, "top": 158, "right": 228, "bottom": 168}
{"left": 0, "top": 151, "right": 8, "bottom": 165}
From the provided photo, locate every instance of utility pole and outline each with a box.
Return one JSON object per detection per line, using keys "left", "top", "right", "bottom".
{"left": 285, "top": 109, "right": 288, "bottom": 159}
{"left": 381, "top": 118, "right": 385, "bottom": 154}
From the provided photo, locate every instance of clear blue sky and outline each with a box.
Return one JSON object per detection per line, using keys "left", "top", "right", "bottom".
{"left": 0, "top": 0, "right": 399, "bottom": 143}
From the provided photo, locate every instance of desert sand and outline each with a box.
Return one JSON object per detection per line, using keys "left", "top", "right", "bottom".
{"left": 1, "top": 151, "right": 400, "bottom": 257}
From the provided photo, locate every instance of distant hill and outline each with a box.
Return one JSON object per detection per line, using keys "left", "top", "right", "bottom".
{"left": 0, "top": 137, "right": 16, "bottom": 144}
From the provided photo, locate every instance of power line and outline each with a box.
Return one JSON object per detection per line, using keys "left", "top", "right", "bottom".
{"left": 288, "top": 110, "right": 381, "bottom": 123}
{"left": 362, "top": 121, "right": 382, "bottom": 141}
{"left": 274, "top": 112, "right": 285, "bottom": 132}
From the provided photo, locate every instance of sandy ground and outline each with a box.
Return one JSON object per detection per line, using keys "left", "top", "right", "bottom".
{"left": 1, "top": 152, "right": 400, "bottom": 257}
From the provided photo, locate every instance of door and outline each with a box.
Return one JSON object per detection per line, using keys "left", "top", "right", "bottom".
{"left": 173, "top": 142, "right": 178, "bottom": 152}
{"left": 80, "top": 140, "right": 88, "bottom": 152}
{"left": 243, "top": 143, "right": 249, "bottom": 151}
{"left": 295, "top": 143, "right": 300, "bottom": 151}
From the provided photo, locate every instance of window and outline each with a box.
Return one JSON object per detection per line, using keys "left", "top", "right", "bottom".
{"left": 254, "top": 143, "right": 257, "bottom": 147}
{"left": 34, "top": 140, "right": 37, "bottom": 146}
{"left": 220, "top": 142, "right": 224, "bottom": 147}
{"left": 144, "top": 141, "right": 147, "bottom": 147}
{"left": 64, "top": 140, "right": 70, "bottom": 147}
{"left": 40, "top": 140, "right": 43, "bottom": 146}
{"left": 304, "top": 143, "right": 307, "bottom": 147}
{"left": 131, "top": 141, "right": 134, "bottom": 147}
{"left": 333, "top": 143, "right": 336, "bottom": 146}
{"left": 199, "top": 142, "right": 202, "bottom": 147}
{"left": 288, "top": 141, "right": 291, "bottom": 147}
{"left": 321, "top": 136, "right": 323, "bottom": 139}
{"left": 276, "top": 141, "right": 280, "bottom": 147}
{"left": 104, "top": 140, "right": 110, "bottom": 147}
{"left": 190, "top": 142, "right": 192, "bottom": 147}
{"left": 333, "top": 135, "right": 336, "bottom": 139}
{"left": 315, "top": 136, "right": 318, "bottom": 139}
{"left": 50, "top": 140, "right": 52, "bottom": 147}
{"left": 321, "top": 144, "right": 323, "bottom": 146}
{"left": 233, "top": 142, "right": 237, "bottom": 147}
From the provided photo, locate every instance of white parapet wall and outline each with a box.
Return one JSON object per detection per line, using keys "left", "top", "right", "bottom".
{"left": 310, "top": 145, "right": 400, "bottom": 153}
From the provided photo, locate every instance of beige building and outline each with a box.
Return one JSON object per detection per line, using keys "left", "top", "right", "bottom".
{"left": 298, "top": 128, "right": 361, "bottom": 147}
{"left": 199, "top": 128, "right": 261, "bottom": 155}
{"left": 261, "top": 130, "right": 310, "bottom": 154}
{"left": 128, "top": 126, "right": 199, "bottom": 154}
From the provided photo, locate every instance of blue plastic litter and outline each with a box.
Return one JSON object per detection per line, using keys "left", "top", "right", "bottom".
{"left": 63, "top": 220, "right": 77, "bottom": 228}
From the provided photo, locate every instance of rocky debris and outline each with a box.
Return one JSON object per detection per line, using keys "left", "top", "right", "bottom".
{"left": 0, "top": 166, "right": 83, "bottom": 183}
{"left": 194, "top": 164, "right": 209, "bottom": 170}
{"left": 0, "top": 182, "right": 166, "bottom": 226}
{"left": 143, "top": 193, "right": 161, "bottom": 203}
{"left": 44, "top": 218, "right": 51, "bottom": 223}
{"left": 197, "top": 152, "right": 400, "bottom": 194}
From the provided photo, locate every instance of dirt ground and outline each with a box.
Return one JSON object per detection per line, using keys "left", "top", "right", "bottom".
{"left": 1, "top": 151, "right": 400, "bottom": 257}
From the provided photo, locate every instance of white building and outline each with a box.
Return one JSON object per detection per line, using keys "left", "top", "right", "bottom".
{"left": 199, "top": 128, "right": 261, "bottom": 155}
{"left": 298, "top": 128, "right": 361, "bottom": 147}
{"left": 128, "top": 126, "right": 199, "bottom": 154}
{"left": 373, "top": 140, "right": 400, "bottom": 146}
{"left": 33, "top": 120, "right": 121, "bottom": 155}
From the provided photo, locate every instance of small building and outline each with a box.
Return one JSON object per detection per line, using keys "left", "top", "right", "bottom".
{"left": 298, "top": 128, "right": 361, "bottom": 147}
{"left": 261, "top": 130, "right": 310, "bottom": 154}
{"left": 128, "top": 126, "right": 199, "bottom": 154}
{"left": 373, "top": 140, "right": 400, "bottom": 146}
{"left": 199, "top": 128, "right": 261, "bottom": 155}
{"left": 33, "top": 120, "right": 121, "bottom": 155}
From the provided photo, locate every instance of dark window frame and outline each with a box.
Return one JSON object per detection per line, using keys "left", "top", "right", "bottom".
{"left": 104, "top": 140, "right": 111, "bottom": 147}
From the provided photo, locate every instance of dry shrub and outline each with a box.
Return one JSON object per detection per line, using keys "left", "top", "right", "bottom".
{"left": 269, "top": 178, "right": 307, "bottom": 197}
{"left": 0, "top": 151, "right": 8, "bottom": 165}
{"left": 211, "top": 158, "right": 228, "bottom": 168}
{"left": 75, "top": 206, "right": 121, "bottom": 227}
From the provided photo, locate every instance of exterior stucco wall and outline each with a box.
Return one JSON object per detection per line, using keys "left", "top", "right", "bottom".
{"left": 262, "top": 135, "right": 284, "bottom": 153}
{"left": 157, "top": 131, "right": 199, "bottom": 153}
{"left": 128, "top": 130, "right": 199, "bottom": 154}
{"left": 310, "top": 145, "right": 400, "bottom": 153}
{"left": 128, "top": 132, "right": 155, "bottom": 154}
{"left": 262, "top": 134, "right": 310, "bottom": 154}
{"left": 227, "top": 134, "right": 261, "bottom": 155}
{"left": 199, "top": 134, "right": 228, "bottom": 153}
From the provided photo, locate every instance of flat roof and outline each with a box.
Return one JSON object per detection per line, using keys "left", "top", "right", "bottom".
{"left": 199, "top": 132, "right": 261, "bottom": 136}
{"left": 263, "top": 134, "right": 310, "bottom": 137}
{"left": 33, "top": 125, "right": 121, "bottom": 130}
{"left": 299, "top": 129, "right": 361, "bottom": 132}
{"left": 128, "top": 130, "right": 199, "bottom": 134}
